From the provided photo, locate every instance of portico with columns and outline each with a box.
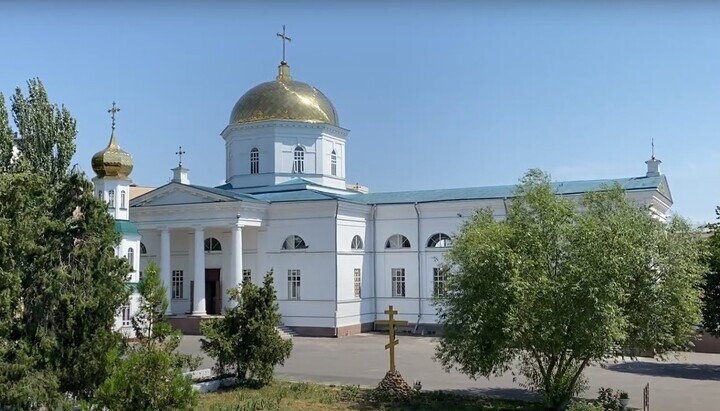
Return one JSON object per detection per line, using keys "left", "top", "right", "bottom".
{"left": 131, "top": 188, "right": 264, "bottom": 324}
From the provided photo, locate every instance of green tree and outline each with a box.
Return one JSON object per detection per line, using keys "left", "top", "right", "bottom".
{"left": 702, "top": 207, "right": 720, "bottom": 336}
{"left": 435, "top": 169, "right": 704, "bottom": 410}
{"left": 10, "top": 78, "right": 77, "bottom": 183}
{"left": 201, "top": 270, "right": 293, "bottom": 385}
{"left": 0, "top": 80, "right": 129, "bottom": 406}
{"left": 0, "top": 171, "right": 130, "bottom": 406}
{"left": 0, "top": 94, "right": 14, "bottom": 172}
{"left": 95, "top": 262, "right": 199, "bottom": 411}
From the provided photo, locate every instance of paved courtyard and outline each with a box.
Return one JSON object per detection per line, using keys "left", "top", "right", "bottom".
{"left": 179, "top": 334, "right": 720, "bottom": 410}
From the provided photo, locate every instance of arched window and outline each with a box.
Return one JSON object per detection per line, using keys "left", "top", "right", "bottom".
{"left": 331, "top": 150, "right": 337, "bottom": 176}
{"left": 120, "top": 190, "right": 126, "bottom": 209}
{"left": 351, "top": 235, "right": 363, "bottom": 250}
{"left": 127, "top": 247, "right": 135, "bottom": 272}
{"left": 250, "top": 147, "right": 259, "bottom": 174}
{"left": 385, "top": 234, "right": 411, "bottom": 249}
{"left": 282, "top": 235, "right": 308, "bottom": 250}
{"left": 204, "top": 237, "right": 222, "bottom": 253}
{"left": 427, "top": 233, "right": 452, "bottom": 248}
{"left": 293, "top": 146, "right": 304, "bottom": 173}
{"left": 140, "top": 242, "right": 147, "bottom": 255}
{"left": 97, "top": 190, "right": 103, "bottom": 200}
{"left": 108, "top": 190, "right": 115, "bottom": 208}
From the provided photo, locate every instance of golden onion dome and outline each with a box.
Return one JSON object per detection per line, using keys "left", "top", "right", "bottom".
{"left": 229, "top": 62, "right": 339, "bottom": 126}
{"left": 91, "top": 131, "right": 134, "bottom": 179}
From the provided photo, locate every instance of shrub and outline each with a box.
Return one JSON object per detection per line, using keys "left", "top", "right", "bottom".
{"left": 201, "top": 270, "right": 292, "bottom": 386}
{"left": 596, "top": 387, "right": 622, "bottom": 411}
{"left": 93, "top": 262, "right": 199, "bottom": 410}
{"left": 567, "top": 400, "right": 605, "bottom": 411}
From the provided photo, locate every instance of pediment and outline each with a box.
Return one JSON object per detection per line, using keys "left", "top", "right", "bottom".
{"left": 657, "top": 176, "right": 673, "bottom": 204}
{"left": 130, "top": 184, "right": 237, "bottom": 208}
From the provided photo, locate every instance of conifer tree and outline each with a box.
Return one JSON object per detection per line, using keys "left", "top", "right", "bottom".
{"left": 201, "top": 270, "right": 293, "bottom": 385}
{"left": 95, "top": 262, "right": 199, "bottom": 411}
{"left": 0, "top": 79, "right": 130, "bottom": 406}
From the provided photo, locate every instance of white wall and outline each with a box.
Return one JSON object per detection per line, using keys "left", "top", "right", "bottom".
{"left": 222, "top": 121, "right": 349, "bottom": 189}
{"left": 93, "top": 177, "right": 131, "bottom": 220}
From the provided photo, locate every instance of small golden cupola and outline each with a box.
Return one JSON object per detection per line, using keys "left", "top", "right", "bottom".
{"left": 91, "top": 102, "right": 134, "bottom": 179}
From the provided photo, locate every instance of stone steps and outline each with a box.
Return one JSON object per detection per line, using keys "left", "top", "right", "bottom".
{"left": 277, "top": 324, "right": 297, "bottom": 339}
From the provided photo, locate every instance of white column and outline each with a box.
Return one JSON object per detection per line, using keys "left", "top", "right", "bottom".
{"left": 192, "top": 226, "right": 206, "bottom": 316}
{"left": 230, "top": 224, "right": 243, "bottom": 307}
{"left": 160, "top": 228, "right": 172, "bottom": 315}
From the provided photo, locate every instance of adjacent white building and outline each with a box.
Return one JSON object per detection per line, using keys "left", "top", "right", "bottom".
{"left": 93, "top": 59, "right": 673, "bottom": 337}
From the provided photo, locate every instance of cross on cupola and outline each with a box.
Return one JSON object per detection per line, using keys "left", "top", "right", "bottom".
{"left": 175, "top": 146, "right": 186, "bottom": 167}
{"left": 107, "top": 101, "right": 120, "bottom": 130}
{"left": 276, "top": 25, "right": 292, "bottom": 63}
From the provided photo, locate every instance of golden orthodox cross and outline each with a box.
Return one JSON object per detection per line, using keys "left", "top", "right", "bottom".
{"left": 276, "top": 25, "right": 292, "bottom": 63}
{"left": 107, "top": 101, "right": 120, "bottom": 130}
{"left": 375, "top": 305, "right": 408, "bottom": 372}
{"left": 175, "top": 146, "right": 186, "bottom": 167}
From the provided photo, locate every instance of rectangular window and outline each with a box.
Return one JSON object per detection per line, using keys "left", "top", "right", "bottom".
{"left": 391, "top": 268, "right": 406, "bottom": 297}
{"left": 120, "top": 302, "right": 131, "bottom": 327}
{"left": 172, "top": 270, "right": 184, "bottom": 299}
{"left": 139, "top": 271, "right": 144, "bottom": 282}
{"left": 288, "top": 269, "right": 301, "bottom": 300}
{"left": 331, "top": 152, "right": 337, "bottom": 176}
{"left": 250, "top": 149, "right": 259, "bottom": 174}
{"left": 354, "top": 268, "right": 361, "bottom": 298}
{"left": 433, "top": 267, "right": 447, "bottom": 297}
{"left": 242, "top": 269, "right": 252, "bottom": 283}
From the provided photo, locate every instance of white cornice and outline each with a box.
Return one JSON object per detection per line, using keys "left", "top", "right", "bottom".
{"left": 221, "top": 120, "right": 349, "bottom": 138}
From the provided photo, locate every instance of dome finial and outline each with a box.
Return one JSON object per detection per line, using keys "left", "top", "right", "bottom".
{"left": 276, "top": 24, "right": 292, "bottom": 64}
{"left": 276, "top": 25, "right": 293, "bottom": 81}
{"left": 91, "top": 101, "right": 134, "bottom": 179}
{"left": 108, "top": 101, "right": 120, "bottom": 132}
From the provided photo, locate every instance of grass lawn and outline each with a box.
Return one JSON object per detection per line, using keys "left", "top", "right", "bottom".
{"left": 200, "top": 381, "right": 544, "bottom": 410}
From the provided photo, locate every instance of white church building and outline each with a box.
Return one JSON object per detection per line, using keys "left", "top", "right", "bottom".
{"left": 91, "top": 58, "right": 673, "bottom": 337}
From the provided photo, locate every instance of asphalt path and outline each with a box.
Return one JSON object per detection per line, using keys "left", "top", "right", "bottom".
{"left": 179, "top": 334, "right": 720, "bottom": 410}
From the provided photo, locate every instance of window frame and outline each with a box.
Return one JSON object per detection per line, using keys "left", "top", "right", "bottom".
{"left": 293, "top": 146, "right": 305, "bottom": 173}
{"left": 108, "top": 189, "right": 115, "bottom": 208}
{"left": 354, "top": 268, "right": 361, "bottom": 298}
{"left": 350, "top": 235, "right": 364, "bottom": 250}
{"left": 171, "top": 270, "right": 184, "bottom": 299}
{"left": 250, "top": 147, "right": 259, "bottom": 174}
{"left": 433, "top": 267, "right": 447, "bottom": 297}
{"left": 282, "top": 235, "right": 308, "bottom": 250}
{"left": 120, "top": 301, "right": 131, "bottom": 327}
{"left": 427, "top": 233, "right": 452, "bottom": 248}
{"left": 242, "top": 269, "right": 252, "bottom": 283}
{"left": 288, "top": 269, "right": 301, "bottom": 300}
{"left": 127, "top": 247, "right": 135, "bottom": 272}
{"left": 120, "top": 190, "right": 127, "bottom": 209}
{"left": 391, "top": 268, "right": 406, "bottom": 297}
{"left": 331, "top": 149, "right": 337, "bottom": 176}
{"left": 204, "top": 237, "right": 222, "bottom": 254}
{"left": 385, "top": 234, "right": 411, "bottom": 249}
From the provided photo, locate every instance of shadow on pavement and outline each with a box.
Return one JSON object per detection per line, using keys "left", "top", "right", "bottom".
{"left": 607, "top": 362, "right": 720, "bottom": 381}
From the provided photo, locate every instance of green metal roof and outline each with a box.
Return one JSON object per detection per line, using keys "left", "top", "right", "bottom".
{"left": 344, "top": 176, "right": 667, "bottom": 205}
{"left": 195, "top": 175, "right": 669, "bottom": 206}
{"left": 115, "top": 220, "right": 139, "bottom": 236}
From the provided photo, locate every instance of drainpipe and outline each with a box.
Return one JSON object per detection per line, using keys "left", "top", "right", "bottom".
{"left": 372, "top": 204, "right": 378, "bottom": 323}
{"left": 334, "top": 200, "right": 339, "bottom": 337}
{"left": 413, "top": 202, "right": 422, "bottom": 333}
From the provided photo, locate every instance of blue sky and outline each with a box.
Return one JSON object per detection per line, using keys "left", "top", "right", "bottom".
{"left": 2, "top": 1, "right": 719, "bottom": 224}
